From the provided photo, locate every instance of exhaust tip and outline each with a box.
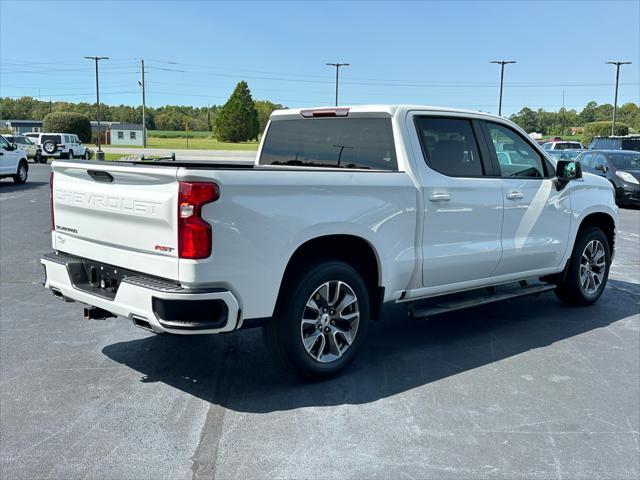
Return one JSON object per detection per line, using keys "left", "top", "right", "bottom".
{"left": 84, "top": 306, "right": 116, "bottom": 320}
{"left": 131, "top": 315, "right": 154, "bottom": 332}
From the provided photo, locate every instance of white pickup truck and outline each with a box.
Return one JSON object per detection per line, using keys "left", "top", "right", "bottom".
{"left": 42, "top": 105, "right": 618, "bottom": 377}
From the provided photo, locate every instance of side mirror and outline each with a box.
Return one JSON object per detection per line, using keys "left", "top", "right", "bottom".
{"left": 556, "top": 160, "right": 582, "bottom": 189}
{"left": 594, "top": 163, "right": 607, "bottom": 173}
{"left": 11, "top": 143, "right": 18, "bottom": 150}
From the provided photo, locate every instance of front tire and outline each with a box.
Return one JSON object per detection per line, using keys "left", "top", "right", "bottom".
{"left": 13, "top": 161, "right": 28, "bottom": 184}
{"left": 263, "top": 260, "right": 370, "bottom": 379}
{"left": 555, "top": 227, "right": 610, "bottom": 306}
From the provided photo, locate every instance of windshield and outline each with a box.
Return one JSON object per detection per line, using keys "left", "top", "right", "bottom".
{"left": 260, "top": 118, "right": 397, "bottom": 170}
{"left": 607, "top": 152, "right": 640, "bottom": 170}
{"left": 554, "top": 142, "right": 581, "bottom": 150}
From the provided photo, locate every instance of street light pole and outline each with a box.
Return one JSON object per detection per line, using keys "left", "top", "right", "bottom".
{"left": 326, "top": 62, "right": 349, "bottom": 106}
{"left": 139, "top": 59, "right": 147, "bottom": 148}
{"left": 606, "top": 61, "right": 632, "bottom": 136}
{"left": 490, "top": 60, "right": 516, "bottom": 116}
{"left": 84, "top": 56, "right": 109, "bottom": 159}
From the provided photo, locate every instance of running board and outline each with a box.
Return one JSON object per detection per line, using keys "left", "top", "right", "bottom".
{"left": 407, "top": 283, "right": 556, "bottom": 319}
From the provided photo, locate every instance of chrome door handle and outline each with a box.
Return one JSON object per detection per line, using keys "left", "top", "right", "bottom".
{"left": 428, "top": 193, "right": 451, "bottom": 202}
{"left": 506, "top": 191, "right": 523, "bottom": 200}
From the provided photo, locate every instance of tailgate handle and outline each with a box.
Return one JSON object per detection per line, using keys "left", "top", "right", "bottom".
{"left": 87, "top": 170, "right": 113, "bottom": 183}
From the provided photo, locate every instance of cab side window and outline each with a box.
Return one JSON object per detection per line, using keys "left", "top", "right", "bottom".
{"left": 486, "top": 123, "right": 546, "bottom": 178}
{"left": 0, "top": 136, "right": 9, "bottom": 149}
{"left": 593, "top": 154, "right": 607, "bottom": 171}
{"left": 580, "top": 152, "right": 594, "bottom": 168}
{"left": 415, "top": 117, "right": 484, "bottom": 177}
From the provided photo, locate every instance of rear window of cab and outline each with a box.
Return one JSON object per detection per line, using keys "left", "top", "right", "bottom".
{"left": 259, "top": 118, "right": 398, "bottom": 170}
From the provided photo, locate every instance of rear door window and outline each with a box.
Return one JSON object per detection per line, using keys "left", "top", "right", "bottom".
{"left": 414, "top": 117, "right": 484, "bottom": 177}
{"left": 41, "top": 135, "right": 61, "bottom": 144}
{"left": 259, "top": 118, "right": 397, "bottom": 170}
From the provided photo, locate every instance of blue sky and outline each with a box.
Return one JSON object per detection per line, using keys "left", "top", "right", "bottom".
{"left": 1, "top": 0, "right": 638, "bottom": 116}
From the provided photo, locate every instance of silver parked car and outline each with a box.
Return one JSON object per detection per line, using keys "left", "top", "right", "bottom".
{"left": 4, "top": 134, "right": 42, "bottom": 162}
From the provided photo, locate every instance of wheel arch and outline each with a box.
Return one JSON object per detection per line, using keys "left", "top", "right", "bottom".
{"left": 276, "top": 234, "right": 384, "bottom": 319}
{"left": 577, "top": 212, "right": 616, "bottom": 256}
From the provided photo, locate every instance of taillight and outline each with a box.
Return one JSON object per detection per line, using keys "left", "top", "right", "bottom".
{"left": 178, "top": 182, "right": 219, "bottom": 259}
{"left": 49, "top": 172, "right": 55, "bottom": 231}
{"left": 300, "top": 108, "right": 349, "bottom": 118}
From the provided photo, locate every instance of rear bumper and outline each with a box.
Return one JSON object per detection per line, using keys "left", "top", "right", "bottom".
{"left": 41, "top": 251, "right": 240, "bottom": 335}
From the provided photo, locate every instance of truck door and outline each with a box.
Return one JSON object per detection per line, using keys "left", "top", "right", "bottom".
{"left": 481, "top": 121, "right": 572, "bottom": 275}
{"left": 411, "top": 115, "right": 504, "bottom": 287}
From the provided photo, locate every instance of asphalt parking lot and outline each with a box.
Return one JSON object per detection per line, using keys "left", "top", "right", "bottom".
{"left": 1, "top": 164, "right": 639, "bottom": 479}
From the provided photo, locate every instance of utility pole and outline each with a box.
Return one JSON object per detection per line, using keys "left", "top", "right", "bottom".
{"left": 606, "top": 61, "right": 632, "bottom": 136}
{"left": 84, "top": 56, "right": 109, "bottom": 159}
{"left": 326, "top": 62, "right": 349, "bottom": 106}
{"left": 139, "top": 59, "right": 147, "bottom": 148}
{"left": 490, "top": 60, "right": 516, "bottom": 116}
{"left": 561, "top": 90, "right": 565, "bottom": 137}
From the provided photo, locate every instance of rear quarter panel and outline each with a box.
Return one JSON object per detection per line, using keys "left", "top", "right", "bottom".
{"left": 177, "top": 168, "right": 418, "bottom": 319}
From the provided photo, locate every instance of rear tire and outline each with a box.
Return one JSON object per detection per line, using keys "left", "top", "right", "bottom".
{"left": 555, "top": 227, "right": 610, "bottom": 306}
{"left": 263, "top": 260, "right": 370, "bottom": 379}
{"left": 42, "top": 140, "right": 57, "bottom": 156}
{"left": 67, "top": 150, "right": 74, "bottom": 160}
{"left": 13, "top": 161, "right": 28, "bottom": 184}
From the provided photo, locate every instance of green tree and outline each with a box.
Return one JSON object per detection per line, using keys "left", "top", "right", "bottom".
{"left": 579, "top": 101, "right": 599, "bottom": 124}
{"left": 254, "top": 100, "right": 283, "bottom": 134}
{"left": 581, "top": 121, "right": 629, "bottom": 146}
{"left": 617, "top": 102, "right": 640, "bottom": 131}
{"left": 214, "top": 81, "right": 259, "bottom": 142}
{"left": 43, "top": 111, "right": 92, "bottom": 142}
{"left": 510, "top": 107, "right": 539, "bottom": 133}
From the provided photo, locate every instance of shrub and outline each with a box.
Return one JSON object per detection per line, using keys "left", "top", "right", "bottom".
{"left": 43, "top": 111, "right": 92, "bottom": 142}
{"left": 214, "top": 81, "right": 259, "bottom": 142}
{"left": 581, "top": 121, "right": 629, "bottom": 146}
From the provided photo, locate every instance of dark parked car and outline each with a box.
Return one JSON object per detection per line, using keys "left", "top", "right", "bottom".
{"left": 577, "top": 150, "right": 640, "bottom": 207}
{"left": 588, "top": 136, "right": 640, "bottom": 152}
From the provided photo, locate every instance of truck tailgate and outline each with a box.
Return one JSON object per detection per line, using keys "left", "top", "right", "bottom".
{"left": 51, "top": 161, "right": 180, "bottom": 280}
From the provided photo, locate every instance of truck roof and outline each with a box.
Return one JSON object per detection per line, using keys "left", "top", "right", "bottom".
{"left": 270, "top": 105, "right": 504, "bottom": 121}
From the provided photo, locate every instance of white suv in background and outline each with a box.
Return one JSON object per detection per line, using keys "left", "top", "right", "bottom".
{"left": 24, "top": 133, "right": 89, "bottom": 160}
{"left": 0, "top": 135, "right": 29, "bottom": 184}
{"left": 541, "top": 140, "right": 584, "bottom": 151}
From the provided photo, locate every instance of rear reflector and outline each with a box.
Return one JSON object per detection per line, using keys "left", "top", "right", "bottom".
{"left": 178, "top": 182, "right": 219, "bottom": 259}
{"left": 300, "top": 108, "right": 349, "bottom": 118}
{"left": 49, "top": 172, "right": 55, "bottom": 231}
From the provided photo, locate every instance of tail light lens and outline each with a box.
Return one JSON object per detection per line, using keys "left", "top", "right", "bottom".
{"left": 49, "top": 172, "right": 55, "bottom": 231}
{"left": 178, "top": 182, "right": 219, "bottom": 259}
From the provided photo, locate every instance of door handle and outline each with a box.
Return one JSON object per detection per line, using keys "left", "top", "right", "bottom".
{"left": 428, "top": 193, "right": 451, "bottom": 202}
{"left": 506, "top": 191, "right": 524, "bottom": 200}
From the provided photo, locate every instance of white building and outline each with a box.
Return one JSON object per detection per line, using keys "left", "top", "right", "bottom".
{"left": 110, "top": 123, "right": 144, "bottom": 146}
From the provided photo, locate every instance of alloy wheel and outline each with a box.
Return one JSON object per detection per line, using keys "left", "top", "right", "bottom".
{"left": 580, "top": 239, "right": 606, "bottom": 295}
{"left": 300, "top": 280, "right": 360, "bottom": 363}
